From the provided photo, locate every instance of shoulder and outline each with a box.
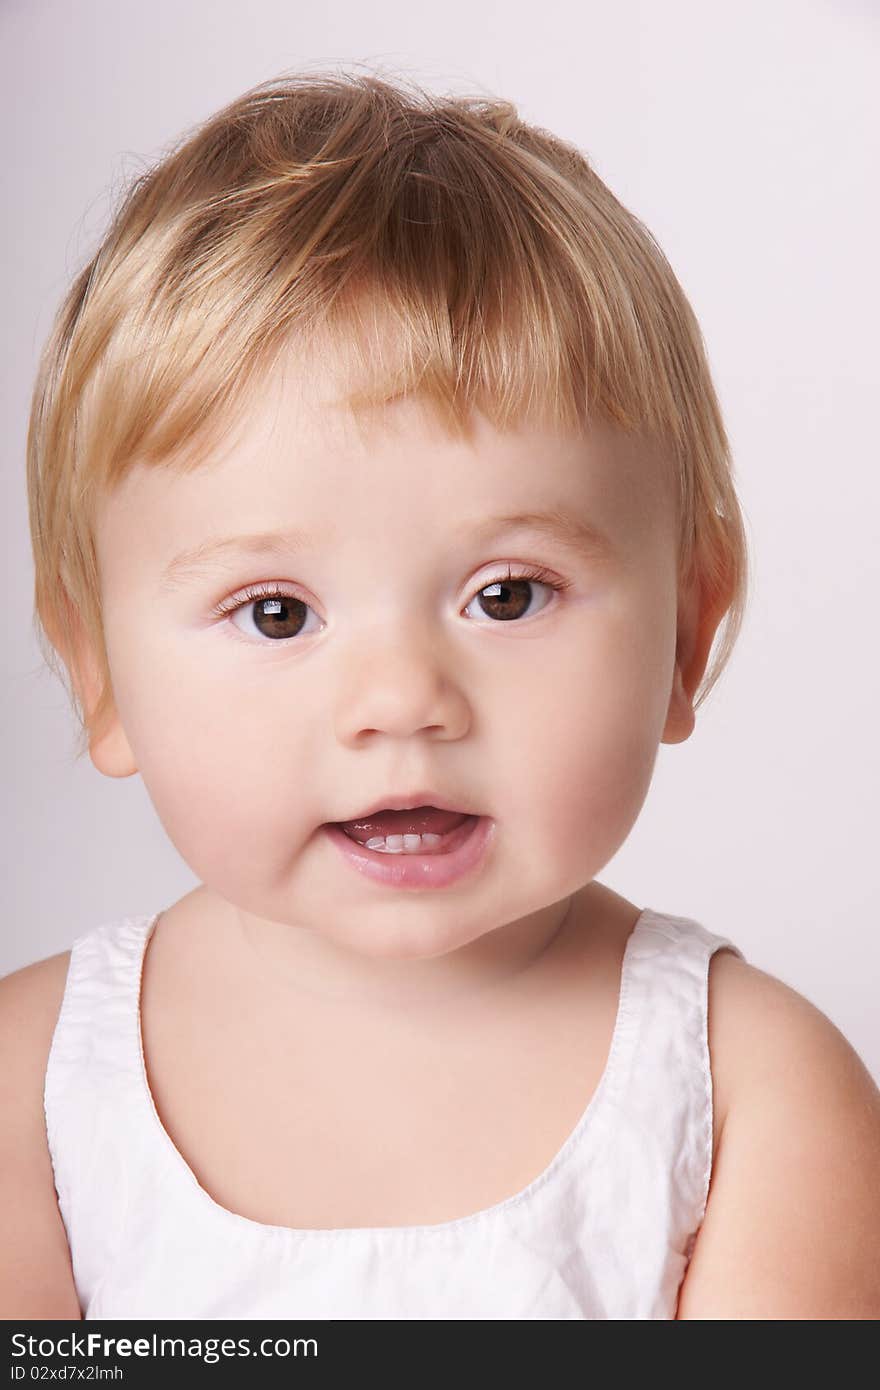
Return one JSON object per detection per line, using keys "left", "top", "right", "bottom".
{"left": 0, "top": 950, "right": 74, "bottom": 1107}
{"left": 705, "top": 944, "right": 798, "bottom": 1139}
{"left": 679, "top": 949, "right": 880, "bottom": 1318}
{"left": 0, "top": 948, "right": 73, "bottom": 1040}
{"left": 0, "top": 949, "right": 82, "bottom": 1318}
{"left": 0, "top": 948, "right": 74, "bottom": 1090}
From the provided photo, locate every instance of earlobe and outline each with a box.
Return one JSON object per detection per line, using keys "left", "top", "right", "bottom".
{"left": 52, "top": 595, "right": 139, "bottom": 778}
{"left": 88, "top": 714, "right": 138, "bottom": 778}
{"left": 78, "top": 651, "right": 138, "bottom": 778}
{"left": 661, "top": 570, "right": 701, "bottom": 746}
{"left": 661, "top": 558, "right": 733, "bottom": 746}
{"left": 662, "top": 662, "right": 697, "bottom": 745}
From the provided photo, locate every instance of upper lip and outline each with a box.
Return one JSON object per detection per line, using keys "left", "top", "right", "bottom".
{"left": 334, "top": 792, "right": 476, "bottom": 822}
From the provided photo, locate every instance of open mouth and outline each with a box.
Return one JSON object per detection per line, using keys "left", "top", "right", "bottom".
{"left": 331, "top": 806, "right": 475, "bottom": 855}
{"left": 323, "top": 811, "right": 494, "bottom": 889}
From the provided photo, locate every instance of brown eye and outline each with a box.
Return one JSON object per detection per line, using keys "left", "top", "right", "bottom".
{"left": 217, "top": 587, "right": 319, "bottom": 643}
{"left": 239, "top": 594, "right": 311, "bottom": 641}
{"left": 214, "top": 565, "right": 569, "bottom": 645}
{"left": 465, "top": 568, "right": 566, "bottom": 623}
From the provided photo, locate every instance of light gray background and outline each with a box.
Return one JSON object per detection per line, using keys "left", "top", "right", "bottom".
{"left": 2, "top": 1, "right": 878, "bottom": 1082}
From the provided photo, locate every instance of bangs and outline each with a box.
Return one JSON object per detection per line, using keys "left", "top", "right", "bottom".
{"left": 73, "top": 70, "right": 693, "bottom": 508}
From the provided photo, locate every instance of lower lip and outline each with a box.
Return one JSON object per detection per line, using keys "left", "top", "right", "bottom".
{"left": 322, "top": 815, "right": 495, "bottom": 889}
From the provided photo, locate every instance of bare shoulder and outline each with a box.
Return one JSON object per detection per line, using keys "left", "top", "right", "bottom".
{"left": 679, "top": 950, "right": 880, "bottom": 1318}
{"left": 0, "top": 950, "right": 83, "bottom": 1318}
{"left": 0, "top": 949, "right": 73, "bottom": 1038}
{"left": 704, "top": 946, "right": 804, "bottom": 1141}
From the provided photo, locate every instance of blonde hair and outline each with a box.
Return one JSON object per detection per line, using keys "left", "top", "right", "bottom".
{"left": 26, "top": 66, "right": 750, "bottom": 762}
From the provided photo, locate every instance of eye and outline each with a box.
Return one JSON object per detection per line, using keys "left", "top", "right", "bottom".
{"left": 463, "top": 565, "right": 571, "bottom": 623}
{"left": 212, "top": 565, "right": 571, "bottom": 645}
{"left": 212, "top": 583, "right": 318, "bottom": 643}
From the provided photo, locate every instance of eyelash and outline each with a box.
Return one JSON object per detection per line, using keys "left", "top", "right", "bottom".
{"left": 210, "top": 565, "right": 573, "bottom": 639}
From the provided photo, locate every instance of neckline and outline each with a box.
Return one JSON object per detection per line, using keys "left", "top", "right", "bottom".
{"left": 133, "top": 906, "right": 652, "bottom": 1240}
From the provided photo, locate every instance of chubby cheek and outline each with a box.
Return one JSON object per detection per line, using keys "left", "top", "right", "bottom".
{"left": 486, "top": 596, "right": 675, "bottom": 893}
{"left": 109, "top": 641, "right": 323, "bottom": 895}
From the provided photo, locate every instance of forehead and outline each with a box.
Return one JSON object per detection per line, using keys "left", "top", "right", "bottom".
{"left": 94, "top": 345, "right": 677, "bottom": 578}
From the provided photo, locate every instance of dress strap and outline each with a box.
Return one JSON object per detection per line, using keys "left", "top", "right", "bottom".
{"left": 603, "top": 910, "right": 745, "bottom": 1273}
{"left": 43, "top": 914, "right": 158, "bottom": 1314}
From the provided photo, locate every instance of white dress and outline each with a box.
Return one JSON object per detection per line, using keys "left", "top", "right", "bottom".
{"left": 43, "top": 906, "right": 744, "bottom": 1319}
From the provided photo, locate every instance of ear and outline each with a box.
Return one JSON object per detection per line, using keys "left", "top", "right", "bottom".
{"left": 53, "top": 594, "right": 139, "bottom": 778}
{"left": 661, "top": 557, "right": 734, "bottom": 746}
{"left": 86, "top": 692, "right": 139, "bottom": 780}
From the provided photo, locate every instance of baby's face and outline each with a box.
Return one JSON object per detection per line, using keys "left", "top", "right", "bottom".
{"left": 93, "top": 348, "right": 685, "bottom": 966}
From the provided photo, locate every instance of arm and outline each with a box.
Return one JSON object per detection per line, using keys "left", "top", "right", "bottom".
{"left": 676, "top": 955, "right": 880, "bottom": 1319}
{"left": 0, "top": 955, "right": 83, "bottom": 1319}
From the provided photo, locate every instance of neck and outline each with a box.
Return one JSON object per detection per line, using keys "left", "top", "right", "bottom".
{"left": 213, "top": 887, "right": 593, "bottom": 1016}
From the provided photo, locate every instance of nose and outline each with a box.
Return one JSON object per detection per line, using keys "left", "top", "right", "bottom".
{"left": 333, "top": 630, "right": 471, "bottom": 743}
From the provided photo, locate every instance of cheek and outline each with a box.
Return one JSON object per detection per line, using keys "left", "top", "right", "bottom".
{"left": 107, "top": 637, "right": 324, "bottom": 887}
{"left": 487, "top": 593, "right": 675, "bottom": 867}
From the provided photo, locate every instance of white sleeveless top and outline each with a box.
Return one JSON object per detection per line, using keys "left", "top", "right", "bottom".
{"left": 43, "top": 907, "right": 744, "bottom": 1320}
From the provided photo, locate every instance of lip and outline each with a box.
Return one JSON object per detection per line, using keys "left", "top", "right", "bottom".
{"left": 337, "top": 791, "right": 476, "bottom": 821}
{"left": 323, "top": 815, "right": 495, "bottom": 890}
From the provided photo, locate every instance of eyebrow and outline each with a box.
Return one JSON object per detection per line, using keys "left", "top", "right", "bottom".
{"left": 158, "top": 509, "right": 615, "bottom": 593}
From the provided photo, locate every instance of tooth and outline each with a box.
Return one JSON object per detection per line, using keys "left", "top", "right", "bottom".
{"left": 363, "top": 832, "right": 446, "bottom": 854}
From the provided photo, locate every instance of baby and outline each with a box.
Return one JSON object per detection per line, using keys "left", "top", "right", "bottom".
{"left": 3, "top": 70, "right": 879, "bottom": 1321}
